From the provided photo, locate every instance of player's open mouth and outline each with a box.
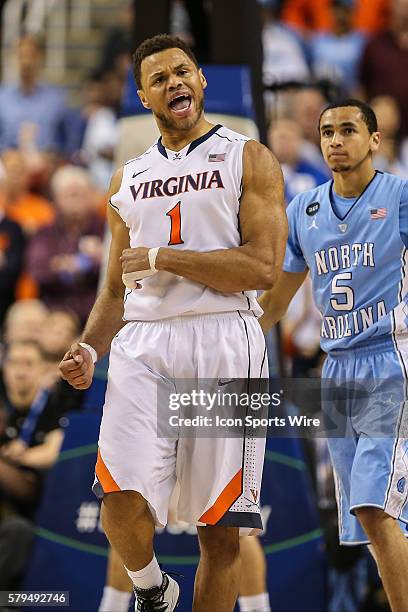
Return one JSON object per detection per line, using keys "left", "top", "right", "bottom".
{"left": 169, "top": 94, "right": 192, "bottom": 117}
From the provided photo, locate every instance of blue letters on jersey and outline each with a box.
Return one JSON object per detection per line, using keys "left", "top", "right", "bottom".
{"left": 284, "top": 171, "right": 408, "bottom": 352}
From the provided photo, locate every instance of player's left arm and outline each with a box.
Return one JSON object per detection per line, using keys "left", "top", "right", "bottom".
{"left": 120, "top": 141, "right": 287, "bottom": 292}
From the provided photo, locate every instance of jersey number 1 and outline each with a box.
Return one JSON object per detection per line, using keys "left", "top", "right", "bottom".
{"left": 167, "top": 201, "right": 184, "bottom": 245}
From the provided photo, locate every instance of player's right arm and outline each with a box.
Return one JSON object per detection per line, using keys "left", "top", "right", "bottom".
{"left": 59, "top": 168, "right": 129, "bottom": 389}
{"left": 258, "top": 270, "right": 307, "bottom": 334}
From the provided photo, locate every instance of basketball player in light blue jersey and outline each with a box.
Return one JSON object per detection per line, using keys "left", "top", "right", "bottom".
{"left": 260, "top": 99, "right": 408, "bottom": 611}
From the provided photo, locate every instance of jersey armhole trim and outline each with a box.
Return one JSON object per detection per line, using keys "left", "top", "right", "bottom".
{"left": 109, "top": 198, "right": 120, "bottom": 213}
{"left": 109, "top": 166, "right": 127, "bottom": 212}
{"left": 397, "top": 180, "right": 408, "bottom": 247}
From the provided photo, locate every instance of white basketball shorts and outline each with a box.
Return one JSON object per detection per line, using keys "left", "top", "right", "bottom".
{"left": 93, "top": 311, "right": 268, "bottom": 534}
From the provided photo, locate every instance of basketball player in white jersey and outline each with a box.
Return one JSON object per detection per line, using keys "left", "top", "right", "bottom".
{"left": 60, "top": 34, "right": 286, "bottom": 612}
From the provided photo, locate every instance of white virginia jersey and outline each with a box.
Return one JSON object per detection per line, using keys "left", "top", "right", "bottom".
{"left": 110, "top": 124, "right": 262, "bottom": 321}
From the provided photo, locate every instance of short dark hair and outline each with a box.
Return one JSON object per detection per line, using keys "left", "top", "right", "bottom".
{"left": 319, "top": 98, "right": 378, "bottom": 134}
{"left": 132, "top": 34, "right": 199, "bottom": 89}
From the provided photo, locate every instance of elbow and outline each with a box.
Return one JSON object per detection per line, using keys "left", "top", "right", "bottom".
{"left": 272, "top": 304, "right": 288, "bottom": 324}
{"left": 261, "top": 277, "right": 276, "bottom": 291}
{"left": 259, "top": 264, "right": 280, "bottom": 290}
{"left": 259, "top": 294, "right": 288, "bottom": 330}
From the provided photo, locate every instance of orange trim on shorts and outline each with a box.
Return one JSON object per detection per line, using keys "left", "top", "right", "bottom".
{"left": 199, "top": 468, "right": 243, "bottom": 525}
{"left": 95, "top": 449, "right": 121, "bottom": 493}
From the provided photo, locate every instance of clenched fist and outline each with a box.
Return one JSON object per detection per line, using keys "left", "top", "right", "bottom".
{"left": 120, "top": 247, "right": 150, "bottom": 274}
{"left": 59, "top": 342, "right": 94, "bottom": 390}
{"left": 120, "top": 247, "right": 157, "bottom": 289}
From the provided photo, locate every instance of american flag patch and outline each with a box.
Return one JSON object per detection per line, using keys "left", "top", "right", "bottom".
{"left": 370, "top": 208, "right": 387, "bottom": 219}
{"left": 208, "top": 153, "right": 226, "bottom": 162}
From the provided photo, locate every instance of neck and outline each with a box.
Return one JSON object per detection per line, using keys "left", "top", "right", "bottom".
{"left": 159, "top": 115, "right": 214, "bottom": 151}
{"left": 8, "top": 388, "right": 36, "bottom": 410}
{"left": 61, "top": 216, "right": 87, "bottom": 234}
{"left": 332, "top": 160, "right": 376, "bottom": 198}
{"left": 20, "top": 75, "right": 37, "bottom": 94}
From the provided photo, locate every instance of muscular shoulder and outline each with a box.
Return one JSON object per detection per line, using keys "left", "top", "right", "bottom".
{"left": 215, "top": 125, "right": 249, "bottom": 143}
{"left": 242, "top": 140, "right": 283, "bottom": 191}
{"left": 108, "top": 167, "right": 124, "bottom": 199}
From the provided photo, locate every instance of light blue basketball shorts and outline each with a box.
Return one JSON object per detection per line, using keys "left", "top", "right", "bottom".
{"left": 322, "top": 337, "right": 408, "bottom": 545}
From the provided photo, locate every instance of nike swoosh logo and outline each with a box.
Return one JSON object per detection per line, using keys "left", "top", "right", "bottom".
{"left": 132, "top": 168, "right": 150, "bottom": 179}
{"left": 218, "top": 378, "right": 238, "bottom": 386}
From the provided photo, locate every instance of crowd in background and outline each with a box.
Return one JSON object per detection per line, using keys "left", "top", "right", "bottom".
{"left": 0, "top": 3, "right": 130, "bottom": 589}
{"left": 0, "top": 0, "right": 406, "bottom": 605}
{"left": 261, "top": 0, "right": 408, "bottom": 381}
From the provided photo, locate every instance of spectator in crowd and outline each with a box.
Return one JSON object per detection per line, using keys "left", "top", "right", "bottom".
{"left": 0, "top": 34, "right": 70, "bottom": 157}
{"left": 279, "top": 0, "right": 332, "bottom": 33}
{"left": 359, "top": 0, "right": 408, "bottom": 138}
{"left": 102, "top": 70, "right": 129, "bottom": 118}
{"left": 0, "top": 341, "right": 62, "bottom": 468}
{"left": 280, "top": 276, "right": 322, "bottom": 377}
{"left": 309, "top": 0, "right": 366, "bottom": 93}
{"left": 0, "top": 210, "right": 25, "bottom": 329}
{"left": 0, "top": 340, "right": 60, "bottom": 589}
{"left": 290, "top": 87, "right": 329, "bottom": 175}
{"left": 98, "top": 0, "right": 134, "bottom": 80}
{"left": 371, "top": 95, "right": 408, "bottom": 177}
{"left": 17, "top": 124, "right": 62, "bottom": 201}
{"left": 26, "top": 166, "right": 104, "bottom": 324}
{"left": 2, "top": 300, "right": 48, "bottom": 346}
{"left": 79, "top": 71, "right": 119, "bottom": 192}
{"left": 40, "top": 310, "right": 80, "bottom": 363}
{"left": 268, "top": 118, "right": 327, "bottom": 202}
{"left": 0, "top": 338, "right": 85, "bottom": 589}
{"left": 260, "top": 0, "right": 310, "bottom": 88}
{"left": 1, "top": 304, "right": 80, "bottom": 385}
{"left": 0, "top": 148, "right": 55, "bottom": 234}
{"left": 282, "top": 0, "right": 390, "bottom": 36}
{"left": 39, "top": 310, "right": 80, "bottom": 383}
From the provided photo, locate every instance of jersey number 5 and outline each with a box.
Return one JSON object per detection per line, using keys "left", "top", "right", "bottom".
{"left": 330, "top": 272, "right": 354, "bottom": 311}
{"left": 166, "top": 201, "right": 184, "bottom": 245}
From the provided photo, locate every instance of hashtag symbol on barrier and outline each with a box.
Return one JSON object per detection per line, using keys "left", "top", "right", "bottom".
{"left": 75, "top": 502, "right": 100, "bottom": 532}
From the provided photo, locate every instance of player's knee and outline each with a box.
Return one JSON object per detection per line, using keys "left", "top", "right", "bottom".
{"left": 101, "top": 490, "right": 148, "bottom": 524}
{"left": 198, "top": 526, "right": 240, "bottom": 562}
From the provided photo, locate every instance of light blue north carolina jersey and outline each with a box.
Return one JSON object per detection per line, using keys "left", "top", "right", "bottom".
{"left": 284, "top": 171, "right": 408, "bottom": 353}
